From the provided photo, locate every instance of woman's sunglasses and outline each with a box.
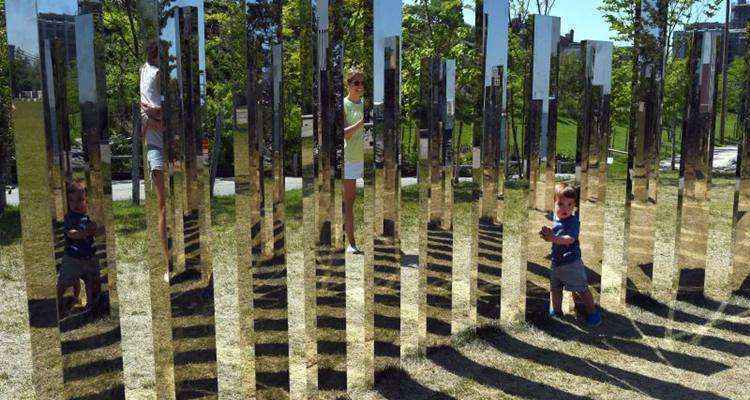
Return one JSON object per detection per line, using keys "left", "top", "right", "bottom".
{"left": 349, "top": 79, "right": 364, "bottom": 86}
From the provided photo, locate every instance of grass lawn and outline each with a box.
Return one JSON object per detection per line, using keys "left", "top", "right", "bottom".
{"left": 1, "top": 176, "right": 749, "bottom": 399}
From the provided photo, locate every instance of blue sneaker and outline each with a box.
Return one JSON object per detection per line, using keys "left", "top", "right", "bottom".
{"left": 585, "top": 309, "right": 602, "bottom": 327}
{"left": 549, "top": 305, "right": 563, "bottom": 318}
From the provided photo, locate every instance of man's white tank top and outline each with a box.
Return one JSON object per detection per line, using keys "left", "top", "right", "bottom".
{"left": 140, "top": 63, "right": 164, "bottom": 148}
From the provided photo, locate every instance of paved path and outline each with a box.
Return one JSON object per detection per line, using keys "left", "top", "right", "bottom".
{"left": 660, "top": 145, "right": 738, "bottom": 173}
{"left": 6, "top": 176, "right": 438, "bottom": 206}
{"left": 7, "top": 145, "right": 740, "bottom": 206}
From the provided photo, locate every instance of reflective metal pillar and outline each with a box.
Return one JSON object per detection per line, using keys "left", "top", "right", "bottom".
{"left": 136, "top": 1, "right": 177, "bottom": 398}
{"left": 5, "top": 1, "right": 64, "bottom": 397}
{"left": 314, "top": 0, "right": 347, "bottom": 393}
{"left": 624, "top": 0, "right": 667, "bottom": 303}
{"left": 524, "top": 14, "right": 561, "bottom": 317}
{"left": 674, "top": 30, "right": 721, "bottom": 300}
{"left": 371, "top": 0, "right": 403, "bottom": 371}
{"left": 577, "top": 40, "right": 613, "bottom": 302}
{"left": 731, "top": 26, "right": 750, "bottom": 297}
{"left": 293, "top": 1, "right": 319, "bottom": 398}
{"left": 418, "top": 56, "right": 456, "bottom": 350}
{"left": 471, "top": 0, "right": 509, "bottom": 325}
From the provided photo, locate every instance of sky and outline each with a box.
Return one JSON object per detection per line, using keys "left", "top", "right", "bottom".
{"left": 458, "top": 0, "right": 731, "bottom": 46}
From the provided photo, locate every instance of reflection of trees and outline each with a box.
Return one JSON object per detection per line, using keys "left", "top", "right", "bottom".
{"left": 9, "top": 48, "right": 43, "bottom": 96}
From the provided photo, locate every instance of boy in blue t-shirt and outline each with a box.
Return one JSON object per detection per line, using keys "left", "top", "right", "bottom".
{"left": 539, "top": 183, "right": 602, "bottom": 327}
{"left": 57, "top": 180, "right": 103, "bottom": 317}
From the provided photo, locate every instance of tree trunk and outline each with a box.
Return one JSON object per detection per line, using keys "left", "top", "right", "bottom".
{"left": 670, "top": 125, "right": 677, "bottom": 171}
{"left": 0, "top": 182, "right": 6, "bottom": 215}
{"left": 454, "top": 120, "right": 464, "bottom": 182}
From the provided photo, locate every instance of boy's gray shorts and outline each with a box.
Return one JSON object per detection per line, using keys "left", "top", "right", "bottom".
{"left": 551, "top": 258, "right": 589, "bottom": 293}
{"left": 59, "top": 255, "right": 99, "bottom": 288}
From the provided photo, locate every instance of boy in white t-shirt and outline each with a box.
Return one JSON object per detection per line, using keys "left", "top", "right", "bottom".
{"left": 140, "top": 40, "right": 170, "bottom": 269}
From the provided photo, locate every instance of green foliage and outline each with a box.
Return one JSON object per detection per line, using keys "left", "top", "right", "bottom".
{"left": 0, "top": 0, "right": 14, "bottom": 197}
{"left": 558, "top": 51, "right": 583, "bottom": 119}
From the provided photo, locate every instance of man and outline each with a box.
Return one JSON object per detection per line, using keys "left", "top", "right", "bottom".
{"left": 140, "top": 40, "right": 170, "bottom": 270}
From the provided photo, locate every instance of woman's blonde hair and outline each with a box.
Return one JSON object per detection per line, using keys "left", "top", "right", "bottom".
{"left": 345, "top": 67, "right": 364, "bottom": 88}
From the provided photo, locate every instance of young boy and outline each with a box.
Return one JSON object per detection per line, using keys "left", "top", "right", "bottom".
{"left": 539, "top": 182, "right": 602, "bottom": 327}
{"left": 57, "top": 179, "right": 103, "bottom": 318}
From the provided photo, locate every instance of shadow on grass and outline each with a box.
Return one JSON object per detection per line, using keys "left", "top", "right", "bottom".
{"left": 375, "top": 366, "right": 457, "bottom": 400}
{"left": 0, "top": 205, "right": 20, "bottom": 245}
{"left": 425, "top": 344, "right": 594, "bottom": 400}
{"left": 478, "top": 326, "right": 731, "bottom": 400}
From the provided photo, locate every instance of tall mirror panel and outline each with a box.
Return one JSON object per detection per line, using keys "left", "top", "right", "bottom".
{"left": 471, "top": 0, "right": 509, "bottom": 326}
{"left": 624, "top": 0, "right": 667, "bottom": 303}
{"left": 371, "top": 0, "right": 403, "bottom": 371}
{"left": 674, "top": 30, "right": 721, "bottom": 300}
{"left": 5, "top": 1, "right": 65, "bottom": 397}
{"left": 314, "top": 0, "right": 347, "bottom": 394}
{"left": 524, "top": 14, "right": 561, "bottom": 317}
{"left": 577, "top": 40, "right": 613, "bottom": 302}
{"left": 731, "top": 32, "right": 750, "bottom": 298}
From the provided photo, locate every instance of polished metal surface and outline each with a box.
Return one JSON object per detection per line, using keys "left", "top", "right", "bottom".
{"left": 577, "top": 40, "right": 613, "bottom": 300}
{"left": 135, "top": 1, "right": 177, "bottom": 398}
{"left": 371, "top": 0, "right": 403, "bottom": 371}
{"left": 674, "top": 30, "right": 721, "bottom": 299}
{"left": 314, "top": 0, "right": 347, "bottom": 393}
{"left": 525, "top": 14, "right": 561, "bottom": 317}
{"left": 472, "top": 0, "right": 509, "bottom": 325}
{"left": 5, "top": 1, "right": 64, "bottom": 397}
{"left": 731, "top": 29, "right": 750, "bottom": 296}
{"left": 418, "top": 56, "right": 456, "bottom": 352}
{"left": 624, "top": 0, "right": 667, "bottom": 302}
{"left": 293, "top": 1, "right": 319, "bottom": 397}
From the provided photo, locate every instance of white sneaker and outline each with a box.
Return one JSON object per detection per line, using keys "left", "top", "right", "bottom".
{"left": 346, "top": 244, "right": 364, "bottom": 255}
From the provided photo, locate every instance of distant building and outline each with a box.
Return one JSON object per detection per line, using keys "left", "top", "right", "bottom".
{"left": 37, "top": 13, "right": 77, "bottom": 66}
{"left": 673, "top": 1, "right": 749, "bottom": 65}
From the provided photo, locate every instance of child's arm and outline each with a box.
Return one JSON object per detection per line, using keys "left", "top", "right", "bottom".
{"left": 66, "top": 228, "right": 88, "bottom": 240}
{"left": 344, "top": 118, "right": 364, "bottom": 140}
{"left": 550, "top": 235, "right": 575, "bottom": 246}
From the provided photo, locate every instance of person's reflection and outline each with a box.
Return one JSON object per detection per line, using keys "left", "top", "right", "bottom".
{"left": 343, "top": 67, "right": 365, "bottom": 254}
{"left": 140, "top": 40, "right": 170, "bottom": 270}
{"left": 58, "top": 179, "right": 104, "bottom": 318}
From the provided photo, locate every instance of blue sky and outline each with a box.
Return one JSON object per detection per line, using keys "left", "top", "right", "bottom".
{"left": 457, "top": 0, "right": 730, "bottom": 45}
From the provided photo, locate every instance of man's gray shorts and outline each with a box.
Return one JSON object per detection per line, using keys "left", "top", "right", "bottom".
{"left": 551, "top": 258, "right": 589, "bottom": 293}
{"left": 147, "top": 145, "right": 164, "bottom": 172}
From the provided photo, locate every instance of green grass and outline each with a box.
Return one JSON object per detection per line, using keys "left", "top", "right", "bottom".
{"left": 1, "top": 176, "right": 748, "bottom": 399}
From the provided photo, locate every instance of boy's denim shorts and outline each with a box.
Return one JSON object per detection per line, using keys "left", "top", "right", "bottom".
{"left": 551, "top": 258, "right": 589, "bottom": 293}
{"left": 58, "top": 255, "right": 99, "bottom": 288}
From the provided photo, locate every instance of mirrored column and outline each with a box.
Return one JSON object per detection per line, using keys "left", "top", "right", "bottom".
{"left": 674, "top": 30, "right": 721, "bottom": 300}
{"left": 372, "top": 0, "right": 403, "bottom": 371}
{"left": 168, "top": 4, "right": 219, "bottom": 396}
{"left": 292, "top": 0, "right": 319, "bottom": 397}
{"left": 417, "top": 56, "right": 456, "bottom": 351}
{"left": 577, "top": 40, "right": 613, "bottom": 301}
{"left": 347, "top": 1, "right": 376, "bottom": 392}
{"left": 315, "top": 0, "right": 347, "bottom": 393}
{"left": 731, "top": 30, "right": 750, "bottom": 297}
{"left": 524, "top": 14, "right": 561, "bottom": 317}
{"left": 471, "top": 0, "right": 509, "bottom": 325}
{"left": 624, "top": 0, "right": 667, "bottom": 303}
{"left": 5, "top": 1, "right": 64, "bottom": 397}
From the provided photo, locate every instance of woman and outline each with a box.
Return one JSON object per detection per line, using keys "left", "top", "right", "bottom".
{"left": 343, "top": 67, "right": 365, "bottom": 254}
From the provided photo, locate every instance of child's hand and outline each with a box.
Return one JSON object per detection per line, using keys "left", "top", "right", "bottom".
{"left": 539, "top": 226, "right": 553, "bottom": 242}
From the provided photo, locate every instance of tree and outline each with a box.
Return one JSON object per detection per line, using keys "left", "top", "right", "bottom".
{"left": 535, "top": 0, "right": 556, "bottom": 15}
{"left": 0, "top": 0, "right": 13, "bottom": 214}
